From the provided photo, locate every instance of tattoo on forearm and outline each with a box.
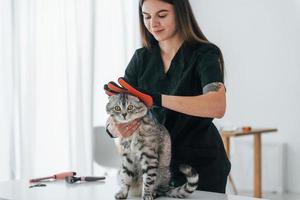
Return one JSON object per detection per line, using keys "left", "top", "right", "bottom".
{"left": 203, "top": 82, "right": 222, "bottom": 94}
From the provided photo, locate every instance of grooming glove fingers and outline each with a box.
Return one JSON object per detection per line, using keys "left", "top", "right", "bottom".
{"left": 103, "top": 77, "right": 161, "bottom": 107}
{"left": 104, "top": 84, "right": 118, "bottom": 96}
{"left": 118, "top": 77, "right": 154, "bottom": 107}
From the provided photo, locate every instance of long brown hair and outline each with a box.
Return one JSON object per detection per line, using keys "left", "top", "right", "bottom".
{"left": 138, "top": 0, "right": 224, "bottom": 77}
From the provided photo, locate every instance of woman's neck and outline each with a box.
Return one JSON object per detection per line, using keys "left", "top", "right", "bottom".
{"left": 159, "top": 34, "right": 184, "bottom": 59}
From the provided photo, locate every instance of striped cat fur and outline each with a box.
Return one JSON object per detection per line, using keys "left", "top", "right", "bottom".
{"left": 106, "top": 93, "right": 199, "bottom": 200}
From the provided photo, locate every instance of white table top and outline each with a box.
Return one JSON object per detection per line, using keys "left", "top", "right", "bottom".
{"left": 0, "top": 176, "right": 267, "bottom": 200}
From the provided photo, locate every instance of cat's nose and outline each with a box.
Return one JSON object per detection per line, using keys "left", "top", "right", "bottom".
{"left": 122, "top": 113, "right": 127, "bottom": 119}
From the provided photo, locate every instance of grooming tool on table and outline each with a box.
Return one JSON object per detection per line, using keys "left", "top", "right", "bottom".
{"left": 29, "top": 171, "right": 76, "bottom": 183}
{"left": 29, "top": 183, "right": 47, "bottom": 188}
{"left": 65, "top": 176, "right": 105, "bottom": 184}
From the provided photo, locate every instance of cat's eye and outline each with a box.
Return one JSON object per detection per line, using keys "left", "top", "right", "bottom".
{"left": 114, "top": 106, "right": 121, "bottom": 111}
{"left": 127, "top": 105, "right": 134, "bottom": 111}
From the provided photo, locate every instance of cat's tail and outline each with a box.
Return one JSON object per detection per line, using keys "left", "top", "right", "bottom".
{"left": 165, "top": 164, "right": 199, "bottom": 198}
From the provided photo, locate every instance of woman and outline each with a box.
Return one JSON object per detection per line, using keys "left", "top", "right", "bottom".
{"left": 105, "top": 0, "right": 231, "bottom": 193}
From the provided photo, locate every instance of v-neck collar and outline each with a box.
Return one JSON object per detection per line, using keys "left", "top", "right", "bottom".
{"left": 154, "top": 42, "right": 186, "bottom": 79}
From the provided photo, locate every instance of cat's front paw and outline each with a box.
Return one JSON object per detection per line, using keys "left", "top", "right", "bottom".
{"left": 152, "top": 191, "right": 159, "bottom": 199}
{"left": 143, "top": 194, "right": 153, "bottom": 200}
{"left": 115, "top": 191, "right": 128, "bottom": 199}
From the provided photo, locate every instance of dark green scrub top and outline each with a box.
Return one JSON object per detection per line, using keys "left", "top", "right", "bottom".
{"left": 124, "top": 41, "right": 230, "bottom": 177}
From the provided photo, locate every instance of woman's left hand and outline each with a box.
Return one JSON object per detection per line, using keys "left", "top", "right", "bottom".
{"left": 104, "top": 77, "right": 161, "bottom": 108}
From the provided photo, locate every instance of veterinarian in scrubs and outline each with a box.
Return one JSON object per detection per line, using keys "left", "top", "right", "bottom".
{"left": 105, "top": 0, "right": 231, "bottom": 193}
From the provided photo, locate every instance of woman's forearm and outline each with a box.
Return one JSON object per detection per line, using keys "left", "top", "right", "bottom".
{"left": 161, "top": 85, "right": 226, "bottom": 118}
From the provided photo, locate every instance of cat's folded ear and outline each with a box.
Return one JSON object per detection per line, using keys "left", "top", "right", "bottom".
{"left": 127, "top": 94, "right": 141, "bottom": 102}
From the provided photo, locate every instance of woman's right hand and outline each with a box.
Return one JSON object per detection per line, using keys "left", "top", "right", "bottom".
{"left": 116, "top": 119, "right": 140, "bottom": 137}
{"left": 107, "top": 117, "right": 141, "bottom": 138}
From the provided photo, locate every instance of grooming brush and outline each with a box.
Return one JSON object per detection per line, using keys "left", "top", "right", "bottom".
{"left": 29, "top": 171, "right": 76, "bottom": 183}
{"left": 65, "top": 176, "right": 105, "bottom": 184}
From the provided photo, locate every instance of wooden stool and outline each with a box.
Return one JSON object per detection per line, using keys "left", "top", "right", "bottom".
{"left": 221, "top": 128, "right": 277, "bottom": 198}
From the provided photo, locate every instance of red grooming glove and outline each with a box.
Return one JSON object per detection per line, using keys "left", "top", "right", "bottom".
{"left": 104, "top": 81, "right": 127, "bottom": 96}
{"left": 103, "top": 77, "right": 161, "bottom": 108}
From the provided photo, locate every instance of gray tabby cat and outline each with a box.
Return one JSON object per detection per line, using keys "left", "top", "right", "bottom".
{"left": 106, "top": 93, "right": 199, "bottom": 200}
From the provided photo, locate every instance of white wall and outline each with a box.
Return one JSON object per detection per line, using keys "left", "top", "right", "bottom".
{"left": 190, "top": 0, "right": 300, "bottom": 193}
